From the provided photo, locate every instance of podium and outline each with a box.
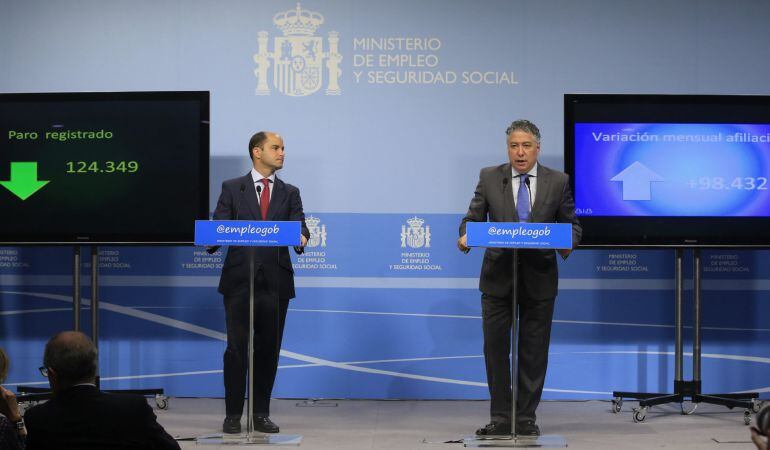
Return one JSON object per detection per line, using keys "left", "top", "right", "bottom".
{"left": 194, "top": 220, "right": 303, "bottom": 446}
{"left": 463, "top": 222, "right": 572, "bottom": 448}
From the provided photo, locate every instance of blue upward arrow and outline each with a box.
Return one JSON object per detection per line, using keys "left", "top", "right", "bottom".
{"left": 610, "top": 162, "right": 664, "bottom": 201}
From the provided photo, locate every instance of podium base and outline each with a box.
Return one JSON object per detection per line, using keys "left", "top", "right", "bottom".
{"left": 196, "top": 433, "right": 303, "bottom": 446}
{"left": 463, "top": 434, "right": 567, "bottom": 448}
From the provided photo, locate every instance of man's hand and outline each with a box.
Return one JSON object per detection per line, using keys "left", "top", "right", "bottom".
{"left": 457, "top": 234, "right": 470, "bottom": 253}
{"left": 293, "top": 234, "right": 309, "bottom": 255}
{"left": 751, "top": 427, "right": 768, "bottom": 450}
{"left": 0, "top": 385, "right": 21, "bottom": 422}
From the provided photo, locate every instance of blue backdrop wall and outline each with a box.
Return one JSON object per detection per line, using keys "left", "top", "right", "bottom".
{"left": 1, "top": 0, "right": 769, "bottom": 400}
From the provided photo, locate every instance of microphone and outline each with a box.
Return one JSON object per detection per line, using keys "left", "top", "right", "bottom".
{"left": 525, "top": 176, "right": 533, "bottom": 210}
{"left": 237, "top": 183, "right": 246, "bottom": 220}
{"left": 255, "top": 184, "right": 263, "bottom": 219}
{"left": 502, "top": 177, "right": 508, "bottom": 192}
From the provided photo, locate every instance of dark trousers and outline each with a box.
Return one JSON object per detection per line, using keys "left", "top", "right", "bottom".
{"left": 481, "top": 291, "right": 555, "bottom": 425}
{"left": 223, "top": 269, "right": 289, "bottom": 417}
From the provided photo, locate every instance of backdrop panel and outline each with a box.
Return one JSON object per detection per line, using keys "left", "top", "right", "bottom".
{"left": 1, "top": 0, "right": 769, "bottom": 399}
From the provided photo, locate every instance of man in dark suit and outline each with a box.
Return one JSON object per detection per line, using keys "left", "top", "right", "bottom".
{"left": 458, "top": 120, "right": 581, "bottom": 437}
{"left": 214, "top": 131, "right": 309, "bottom": 434}
{"left": 24, "top": 331, "right": 180, "bottom": 450}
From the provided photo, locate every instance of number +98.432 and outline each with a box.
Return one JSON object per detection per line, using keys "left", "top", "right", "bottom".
{"left": 687, "top": 177, "right": 768, "bottom": 190}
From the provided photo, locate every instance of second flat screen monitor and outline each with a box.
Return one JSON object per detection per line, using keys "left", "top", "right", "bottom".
{"left": 565, "top": 94, "right": 770, "bottom": 247}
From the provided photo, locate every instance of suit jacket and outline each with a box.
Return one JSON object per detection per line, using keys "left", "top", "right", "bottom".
{"left": 213, "top": 173, "right": 310, "bottom": 299}
{"left": 24, "top": 385, "right": 180, "bottom": 450}
{"left": 460, "top": 163, "right": 582, "bottom": 300}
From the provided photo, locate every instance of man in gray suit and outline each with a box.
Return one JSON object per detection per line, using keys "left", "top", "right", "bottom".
{"left": 458, "top": 120, "right": 581, "bottom": 437}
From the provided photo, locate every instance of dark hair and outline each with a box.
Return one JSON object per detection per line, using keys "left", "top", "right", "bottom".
{"left": 248, "top": 131, "right": 269, "bottom": 160}
{"left": 505, "top": 119, "right": 541, "bottom": 143}
{"left": 43, "top": 332, "right": 98, "bottom": 386}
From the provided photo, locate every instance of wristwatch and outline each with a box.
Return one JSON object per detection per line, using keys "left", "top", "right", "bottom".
{"left": 13, "top": 417, "right": 25, "bottom": 431}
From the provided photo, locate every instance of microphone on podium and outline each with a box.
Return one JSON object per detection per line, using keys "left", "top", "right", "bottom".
{"left": 525, "top": 176, "right": 533, "bottom": 210}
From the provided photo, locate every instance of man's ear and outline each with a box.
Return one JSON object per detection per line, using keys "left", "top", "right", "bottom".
{"left": 47, "top": 367, "right": 59, "bottom": 390}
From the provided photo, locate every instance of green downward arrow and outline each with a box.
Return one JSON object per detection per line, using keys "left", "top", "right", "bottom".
{"left": 1, "top": 162, "right": 50, "bottom": 200}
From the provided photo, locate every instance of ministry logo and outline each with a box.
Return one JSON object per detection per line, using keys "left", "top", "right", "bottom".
{"left": 253, "top": 3, "right": 342, "bottom": 97}
{"left": 306, "top": 215, "right": 327, "bottom": 248}
{"left": 401, "top": 216, "right": 431, "bottom": 249}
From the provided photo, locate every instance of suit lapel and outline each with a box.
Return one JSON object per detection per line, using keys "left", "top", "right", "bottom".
{"left": 499, "top": 164, "right": 517, "bottom": 222}
{"left": 532, "top": 165, "right": 551, "bottom": 222}
{"left": 267, "top": 178, "right": 287, "bottom": 220}
{"left": 242, "top": 173, "right": 261, "bottom": 220}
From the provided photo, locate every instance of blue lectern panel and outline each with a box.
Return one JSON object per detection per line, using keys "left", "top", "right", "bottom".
{"left": 194, "top": 220, "right": 300, "bottom": 246}
{"left": 466, "top": 222, "right": 572, "bottom": 249}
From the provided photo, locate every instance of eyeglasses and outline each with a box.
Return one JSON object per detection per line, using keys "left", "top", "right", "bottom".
{"left": 38, "top": 366, "right": 49, "bottom": 378}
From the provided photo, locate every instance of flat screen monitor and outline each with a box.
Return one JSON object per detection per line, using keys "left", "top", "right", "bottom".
{"left": 0, "top": 91, "right": 209, "bottom": 244}
{"left": 564, "top": 94, "right": 770, "bottom": 247}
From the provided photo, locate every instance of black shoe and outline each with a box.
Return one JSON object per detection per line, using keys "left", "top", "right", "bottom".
{"left": 222, "top": 416, "right": 241, "bottom": 434}
{"left": 475, "top": 421, "right": 511, "bottom": 436}
{"left": 253, "top": 416, "right": 280, "bottom": 434}
{"left": 516, "top": 420, "right": 540, "bottom": 436}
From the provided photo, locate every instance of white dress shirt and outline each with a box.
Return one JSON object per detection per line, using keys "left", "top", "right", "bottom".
{"left": 250, "top": 168, "right": 275, "bottom": 204}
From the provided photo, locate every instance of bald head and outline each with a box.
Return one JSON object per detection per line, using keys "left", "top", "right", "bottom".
{"left": 248, "top": 131, "right": 280, "bottom": 159}
{"left": 44, "top": 331, "right": 97, "bottom": 389}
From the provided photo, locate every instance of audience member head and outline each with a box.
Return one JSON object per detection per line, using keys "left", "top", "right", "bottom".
{"left": 0, "top": 347, "right": 8, "bottom": 383}
{"left": 42, "top": 331, "right": 98, "bottom": 392}
{"left": 759, "top": 403, "right": 770, "bottom": 435}
{"left": 752, "top": 403, "right": 770, "bottom": 450}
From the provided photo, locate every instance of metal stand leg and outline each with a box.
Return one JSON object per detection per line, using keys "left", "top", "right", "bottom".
{"left": 92, "top": 246, "right": 100, "bottom": 388}
{"left": 90, "top": 246, "right": 166, "bottom": 406}
{"left": 17, "top": 247, "right": 83, "bottom": 396}
{"left": 91, "top": 247, "right": 167, "bottom": 404}
{"left": 511, "top": 248, "right": 518, "bottom": 437}
{"left": 689, "top": 249, "right": 760, "bottom": 425}
{"left": 247, "top": 247, "right": 256, "bottom": 438}
{"left": 73, "top": 246, "right": 81, "bottom": 330}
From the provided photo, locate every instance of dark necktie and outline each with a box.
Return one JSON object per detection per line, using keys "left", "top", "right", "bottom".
{"left": 517, "top": 174, "right": 530, "bottom": 222}
{"left": 260, "top": 178, "right": 270, "bottom": 219}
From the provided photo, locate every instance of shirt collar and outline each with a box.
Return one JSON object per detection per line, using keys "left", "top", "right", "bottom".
{"left": 512, "top": 163, "right": 538, "bottom": 178}
{"left": 250, "top": 168, "right": 275, "bottom": 184}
